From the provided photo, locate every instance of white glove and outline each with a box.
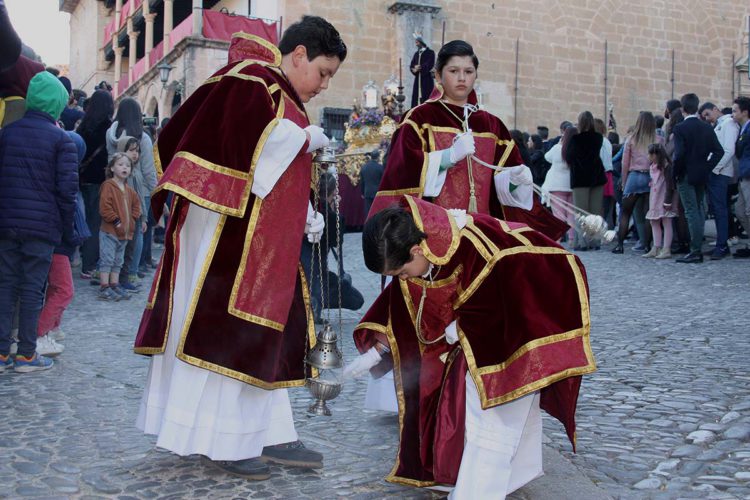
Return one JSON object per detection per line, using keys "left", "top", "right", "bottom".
{"left": 508, "top": 165, "right": 533, "bottom": 186}
{"left": 305, "top": 211, "right": 325, "bottom": 243}
{"left": 449, "top": 132, "right": 476, "bottom": 164}
{"left": 304, "top": 125, "right": 330, "bottom": 153}
{"left": 445, "top": 321, "right": 458, "bottom": 345}
{"left": 343, "top": 347, "right": 382, "bottom": 379}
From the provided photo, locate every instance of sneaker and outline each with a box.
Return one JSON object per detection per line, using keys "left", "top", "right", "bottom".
{"left": 137, "top": 270, "right": 147, "bottom": 279}
{"left": 260, "top": 441, "right": 323, "bottom": 469}
{"left": 36, "top": 335, "right": 64, "bottom": 357}
{"left": 14, "top": 353, "right": 53, "bottom": 373}
{"left": 733, "top": 248, "right": 750, "bottom": 259}
{"left": 203, "top": 457, "right": 271, "bottom": 480}
{"left": 80, "top": 270, "right": 94, "bottom": 279}
{"left": 0, "top": 353, "right": 13, "bottom": 373}
{"left": 89, "top": 277, "right": 100, "bottom": 286}
{"left": 50, "top": 327, "right": 65, "bottom": 341}
{"left": 110, "top": 284, "right": 132, "bottom": 300}
{"left": 128, "top": 274, "right": 141, "bottom": 285}
{"left": 118, "top": 281, "right": 140, "bottom": 293}
{"left": 97, "top": 287, "right": 121, "bottom": 301}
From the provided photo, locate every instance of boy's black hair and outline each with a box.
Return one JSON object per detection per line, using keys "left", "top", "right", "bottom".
{"left": 362, "top": 207, "right": 427, "bottom": 274}
{"left": 435, "top": 40, "right": 479, "bottom": 75}
{"left": 680, "top": 93, "right": 700, "bottom": 115}
{"left": 278, "top": 15, "right": 347, "bottom": 62}
{"left": 698, "top": 101, "right": 716, "bottom": 114}
{"left": 734, "top": 96, "right": 750, "bottom": 114}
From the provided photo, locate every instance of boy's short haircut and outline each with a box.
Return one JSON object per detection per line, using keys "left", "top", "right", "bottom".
{"left": 278, "top": 15, "right": 347, "bottom": 62}
{"left": 680, "top": 93, "right": 700, "bottom": 115}
{"left": 362, "top": 206, "right": 426, "bottom": 274}
{"left": 698, "top": 102, "right": 716, "bottom": 114}
{"left": 734, "top": 96, "right": 750, "bottom": 114}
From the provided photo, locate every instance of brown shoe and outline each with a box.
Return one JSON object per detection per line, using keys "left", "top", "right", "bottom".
{"left": 260, "top": 440, "right": 323, "bottom": 469}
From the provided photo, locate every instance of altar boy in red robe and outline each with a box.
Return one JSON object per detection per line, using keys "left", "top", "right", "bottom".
{"left": 347, "top": 195, "right": 596, "bottom": 498}
{"left": 133, "top": 17, "right": 346, "bottom": 479}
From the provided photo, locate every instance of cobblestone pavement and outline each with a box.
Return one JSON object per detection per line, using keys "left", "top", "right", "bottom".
{"left": 545, "top": 241, "right": 750, "bottom": 499}
{"left": 1, "top": 232, "right": 747, "bottom": 499}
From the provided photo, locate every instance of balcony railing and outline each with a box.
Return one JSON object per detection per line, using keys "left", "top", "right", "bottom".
{"left": 113, "top": 9, "right": 279, "bottom": 97}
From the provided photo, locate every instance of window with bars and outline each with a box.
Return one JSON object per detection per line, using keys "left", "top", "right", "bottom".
{"left": 321, "top": 107, "right": 352, "bottom": 143}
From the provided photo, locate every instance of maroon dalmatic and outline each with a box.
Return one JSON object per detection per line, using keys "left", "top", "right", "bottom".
{"left": 354, "top": 196, "right": 596, "bottom": 486}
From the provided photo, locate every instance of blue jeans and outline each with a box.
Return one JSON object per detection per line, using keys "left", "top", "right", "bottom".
{"left": 0, "top": 239, "right": 54, "bottom": 357}
{"left": 707, "top": 173, "right": 730, "bottom": 249}
{"left": 121, "top": 216, "right": 144, "bottom": 280}
{"left": 677, "top": 179, "right": 706, "bottom": 253}
{"left": 80, "top": 183, "right": 101, "bottom": 273}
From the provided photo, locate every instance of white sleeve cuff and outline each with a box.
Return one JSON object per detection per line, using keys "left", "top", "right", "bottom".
{"left": 494, "top": 170, "right": 533, "bottom": 210}
{"left": 445, "top": 320, "right": 458, "bottom": 344}
{"left": 423, "top": 150, "right": 449, "bottom": 197}
{"left": 251, "top": 119, "right": 307, "bottom": 199}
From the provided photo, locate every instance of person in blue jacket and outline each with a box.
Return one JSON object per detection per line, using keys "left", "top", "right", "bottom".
{"left": 0, "top": 70, "right": 78, "bottom": 373}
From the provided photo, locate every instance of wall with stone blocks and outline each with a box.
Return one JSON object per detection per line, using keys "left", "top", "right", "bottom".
{"left": 282, "top": 1, "right": 750, "bottom": 137}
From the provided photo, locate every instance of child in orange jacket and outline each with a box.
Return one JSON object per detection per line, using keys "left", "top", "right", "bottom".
{"left": 98, "top": 152, "right": 141, "bottom": 301}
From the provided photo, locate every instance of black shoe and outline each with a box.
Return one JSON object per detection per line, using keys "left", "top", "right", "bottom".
{"left": 672, "top": 244, "right": 690, "bottom": 254}
{"left": 204, "top": 457, "right": 271, "bottom": 480}
{"left": 710, "top": 246, "right": 731, "bottom": 260}
{"left": 573, "top": 246, "right": 588, "bottom": 251}
{"left": 611, "top": 244, "right": 624, "bottom": 254}
{"left": 261, "top": 440, "right": 323, "bottom": 469}
{"left": 676, "top": 251, "right": 704, "bottom": 263}
{"left": 733, "top": 248, "right": 750, "bottom": 258}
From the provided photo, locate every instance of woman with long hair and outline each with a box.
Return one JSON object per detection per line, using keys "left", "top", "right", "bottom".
{"left": 76, "top": 89, "right": 114, "bottom": 278}
{"left": 105, "top": 97, "right": 158, "bottom": 290}
{"left": 564, "top": 110, "right": 607, "bottom": 250}
{"left": 612, "top": 111, "right": 662, "bottom": 254}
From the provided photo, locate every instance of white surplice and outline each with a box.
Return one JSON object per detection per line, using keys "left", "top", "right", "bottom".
{"left": 136, "top": 119, "right": 309, "bottom": 460}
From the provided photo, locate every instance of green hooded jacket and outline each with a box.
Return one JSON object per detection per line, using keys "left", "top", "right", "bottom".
{"left": 25, "top": 71, "right": 69, "bottom": 120}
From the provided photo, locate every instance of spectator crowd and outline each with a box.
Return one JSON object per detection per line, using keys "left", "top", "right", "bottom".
{"left": 520, "top": 94, "right": 750, "bottom": 263}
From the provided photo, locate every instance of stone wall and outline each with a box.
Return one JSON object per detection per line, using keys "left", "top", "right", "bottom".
{"left": 283, "top": 1, "right": 750, "bottom": 136}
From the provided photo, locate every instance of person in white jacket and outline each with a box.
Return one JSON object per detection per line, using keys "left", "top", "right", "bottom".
{"left": 541, "top": 125, "right": 577, "bottom": 243}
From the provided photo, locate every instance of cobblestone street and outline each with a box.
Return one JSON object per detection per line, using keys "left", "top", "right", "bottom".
{"left": 1, "top": 234, "right": 749, "bottom": 499}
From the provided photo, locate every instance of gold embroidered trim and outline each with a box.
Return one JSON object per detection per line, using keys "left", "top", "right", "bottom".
{"left": 230, "top": 32, "right": 283, "bottom": 67}
{"left": 226, "top": 196, "right": 286, "bottom": 331}
{"left": 153, "top": 142, "right": 163, "bottom": 178}
{"left": 458, "top": 252, "right": 596, "bottom": 409}
{"left": 405, "top": 196, "right": 460, "bottom": 265}
{"left": 174, "top": 151, "right": 250, "bottom": 180}
{"left": 373, "top": 188, "right": 422, "bottom": 197}
{"left": 496, "top": 139, "right": 516, "bottom": 167}
{"left": 152, "top": 183, "right": 242, "bottom": 217}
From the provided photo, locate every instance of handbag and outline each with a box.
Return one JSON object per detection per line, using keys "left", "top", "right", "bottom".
{"left": 72, "top": 191, "right": 91, "bottom": 242}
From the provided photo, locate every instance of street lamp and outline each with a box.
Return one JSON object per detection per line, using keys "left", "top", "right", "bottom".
{"left": 157, "top": 61, "right": 173, "bottom": 89}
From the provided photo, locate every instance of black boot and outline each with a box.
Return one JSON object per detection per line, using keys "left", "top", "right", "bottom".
{"left": 611, "top": 243, "right": 624, "bottom": 254}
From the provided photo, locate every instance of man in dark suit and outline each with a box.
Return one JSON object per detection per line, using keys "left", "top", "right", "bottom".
{"left": 671, "top": 93, "right": 725, "bottom": 263}
{"left": 361, "top": 149, "right": 384, "bottom": 216}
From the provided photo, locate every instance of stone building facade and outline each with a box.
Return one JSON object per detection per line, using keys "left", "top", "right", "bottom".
{"left": 62, "top": 0, "right": 750, "bottom": 135}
